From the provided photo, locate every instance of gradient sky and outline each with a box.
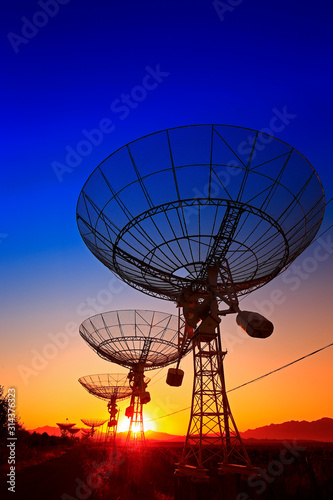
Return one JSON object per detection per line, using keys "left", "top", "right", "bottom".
{"left": 1, "top": 0, "right": 333, "bottom": 435}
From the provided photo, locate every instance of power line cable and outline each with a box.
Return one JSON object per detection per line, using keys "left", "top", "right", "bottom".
{"left": 227, "top": 341, "right": 333, "bottom": 393}
{"left": 146, "top": 341, "right": 333, "bottom": 422}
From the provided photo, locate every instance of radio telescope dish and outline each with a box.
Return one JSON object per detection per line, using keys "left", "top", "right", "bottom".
{"left": 79, "top": 310, "right": 186, "bottom": 446}
{"left": 79, "top": 373, "right": 132, "bottom": 401}
{"left": 81, "top": 419, "right": 107, "bottom": 428}
{"left": 76, "top": 125, "right": 325, "bottom": 302}
{"left": 79, "top": 310, "right": 184, "bottom": 370}
{"left": 67, "top": 428, "right": 81, "bottom": 441}
{"left": 81, "top": 418, "right": 107, "bottom": 440}
{"left": 56, "top": 418, "right": 76, "bottom": 437}
{"left": 56, "top": 419, "right": 75, "bottom": 429}
{"left": 79, "top": 373, "right": 132, "bottom": 445}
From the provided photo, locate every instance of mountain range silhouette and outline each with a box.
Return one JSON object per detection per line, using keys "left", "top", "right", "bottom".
{"left": 29, "top": 417, "right": 333, "bottom": 442}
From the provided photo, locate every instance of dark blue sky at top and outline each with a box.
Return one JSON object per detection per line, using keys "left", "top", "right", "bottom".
{"left": 1, "top": 0, "right": 333, "bottom": 332}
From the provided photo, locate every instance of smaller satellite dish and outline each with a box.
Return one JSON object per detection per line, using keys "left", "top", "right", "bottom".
{"left": 236, "top": 311, "right": 274, "bottom": 339}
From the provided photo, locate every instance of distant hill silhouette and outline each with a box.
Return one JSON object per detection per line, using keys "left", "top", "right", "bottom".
{"left": 144, "top": 430, "right": 185, "bottom": 442}
{"left": 28, "top": 418, "right": 333, "bottom": 442}
{"left": 241, "top": 418, "right": 333, "bottom": 442}
{"left": 29, "top": 425, "right": 63, "bottom": 437}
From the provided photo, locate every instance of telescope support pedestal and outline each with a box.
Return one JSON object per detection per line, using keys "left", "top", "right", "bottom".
{"left": 126, "top": 393, "right": 146, "bottom": 447}
{"left": 177, "top": 330, "right": 252, "bottom": 477}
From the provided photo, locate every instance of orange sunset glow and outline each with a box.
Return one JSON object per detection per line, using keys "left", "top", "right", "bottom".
{"left": 2, "top": 3, "right": 333, "bottom": 499}
{"left": 3, "top": 267, "right": 333, "bottom": 436}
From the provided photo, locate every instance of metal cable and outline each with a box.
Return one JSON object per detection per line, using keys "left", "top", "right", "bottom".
{"left": 145, "top": 341, "right": 333, "bottom": 422}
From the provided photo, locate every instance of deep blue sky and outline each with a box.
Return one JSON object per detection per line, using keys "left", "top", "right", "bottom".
{"left": 1, "top": 1, "right": 333, "bottom": 427}
{"left": 3, "top": 2, "right": 332, "bottom": 275}
{"left": 2, "top": 0, "right": 333, "bottom": 327}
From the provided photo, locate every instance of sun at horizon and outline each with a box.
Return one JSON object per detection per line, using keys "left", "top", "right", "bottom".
{"left": 117, "top": 416, "right": 156, "bottom": 433}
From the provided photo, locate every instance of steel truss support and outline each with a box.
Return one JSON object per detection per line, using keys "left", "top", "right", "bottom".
{"left": 126, "top": 393, "right": 145, "bottom": 447}
{"left": 105, "top": 423, "right": 117, "bottom": 447}
{"left": 104, "top": 397, "right": 119, "bottom": 447}
{"left": 177, "top": 327, "right": 255, "bottom": 479}
{"left": 126, "top": 364, "right": 149, "bottom": 448}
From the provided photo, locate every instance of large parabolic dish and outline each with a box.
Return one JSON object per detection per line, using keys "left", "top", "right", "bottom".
{"left": 76, "top": 125, "right": 325, "bottom": 301}
{"left": 78, "top": 374, "right": 132, "bottom": 402}
{"left": 79, "top": 310, "right": 182, "bottom": 370}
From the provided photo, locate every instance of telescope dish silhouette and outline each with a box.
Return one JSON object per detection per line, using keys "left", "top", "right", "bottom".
{"left": 67, "top": 428, "right": 81, "bottom": 441}
{"left": 81, "top": 428, "right": 92, "bottom": 438}
{"left": 56, "top": 418, "right": 76, "bottom": 437}
{"left": 81, "top": 418, "right": 107, "bottom": 439}
{"left": 81, "top": 418, "right": 107, "bottom": 427}
{"left": 79, "top": 310, "right": 185, "bottom": 446}
{"left": 79, "top": 373, "right": 132, "bottom": 445}
{"left": 79, "top": 373, "right": 132, "bottom": 401}
{"left": 77, "top": 125, "right": 324, "bottom": 303}
{"left": 77, "top": 125, "right": 325, "bottom": 477}
{"left": 79, "top": 310, "right": 184, "bottom": 369}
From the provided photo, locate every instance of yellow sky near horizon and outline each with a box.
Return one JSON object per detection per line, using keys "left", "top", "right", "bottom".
{"left": 2, "top": 241, "right": 333, "bottom": 435}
